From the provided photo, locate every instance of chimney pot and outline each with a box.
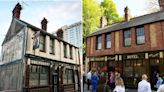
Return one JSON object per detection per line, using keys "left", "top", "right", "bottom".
{"left": 124, "top": 6, "right": 130, "bottom": 21}
{"left": 41, "top": 18, "right": 48, "bottom": 31}
{"left": 12, "top": 3, "right": 22, "bottom": 19}
{"left": 159, "top": 0, "right": 164, "bottom": 11}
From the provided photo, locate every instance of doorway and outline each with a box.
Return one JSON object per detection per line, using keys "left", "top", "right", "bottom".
{"left": 52, "top": 73, "right": 59, "bottom": 92}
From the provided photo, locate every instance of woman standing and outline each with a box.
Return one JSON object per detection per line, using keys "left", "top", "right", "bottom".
{"left": 113, "top": 77, "right": 125, "bottom": 92}
{"left": 91, "top": 72, "right": 99, "bottom": 92}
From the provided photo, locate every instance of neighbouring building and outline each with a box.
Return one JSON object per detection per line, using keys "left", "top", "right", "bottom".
{"left": 86, "top": 0, "right": 164, "bottom": 88}
{"left": 56, "top": 22, "right": 82, "bottom": 48}
{"left": 0, "top": 3, "right": 81, "bottom": 92}
{"left": 55, "top": 22, "right": 83, "bottom": 71}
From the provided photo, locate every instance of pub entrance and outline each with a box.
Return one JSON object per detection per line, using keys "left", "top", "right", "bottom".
{"left": 52, "top": 73, "right": 59, "bottom": 92}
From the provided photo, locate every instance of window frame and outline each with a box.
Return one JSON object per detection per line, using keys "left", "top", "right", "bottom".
{"left": 136, "top": 26, "right": 145, "bottom": 45}
{"left": 39, "top": 35, "right": 45, "bottom": 52}
{"left": 70, "top": 46, "right": 73, "bottom": 59}
{"left": 63, "top": 43, "right": 67, "bottom": 58}
{"left": 105, "top": 33, "right": 112, "bottom": 49}
{"left": 96, "top": 35, "right": 102, "bottom": 50}
{"left": 29, "top": 64, "right": 49, "bottom": 86}
{"left": 123, "top": 29, "right": 131, "bottom": 47}
{"left": 49, "top": 38, "right": 55, "bottom": 54}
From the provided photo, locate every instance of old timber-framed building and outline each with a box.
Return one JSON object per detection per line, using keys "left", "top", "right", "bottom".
{"left": 86, "top": 0, "right": 164, "bottom": 88}
{"left": 0, "top": 3, "right": 81, "bottom": 92}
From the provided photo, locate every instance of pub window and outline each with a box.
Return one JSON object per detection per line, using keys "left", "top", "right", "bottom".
{"left": 123, "top": 29, "right": 131, "bottom": 46}
{"left": 63, "top": 43, "right": 67, "bottom": 58}
{"left": 70, "top": 46, "right": 73, "bottom": 59}
{"left": 49, "top": 38, "right": 54, "bottom": 54}
{"left": 30, "top": 65, "right": 49, "bottom": 86}
{"left": 63, "top": 69, "right": 74, "bottom": 84}
{"left": 40, "top": 35, "right": 45, "bottom": 51}
{"left": 96, "top": 35, "right": 102, "bottom": 50}
{"left": 136, "top": 26, "right": 145, "bottom": 44}
{"left": 105, "top": 33, "right": 111, "bottom": 49}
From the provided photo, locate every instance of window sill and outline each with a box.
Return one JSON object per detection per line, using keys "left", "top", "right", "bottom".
{"left": 136, "top": 43, "right": 145, "bottom": 45}
{"left": 40, "top": 50, "right": 45, "bottom": 52}
{"left": 50, "top": 53, "right": 55, "bottom": 55}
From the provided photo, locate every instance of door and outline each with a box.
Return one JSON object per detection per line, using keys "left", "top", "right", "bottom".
{"left": 53, "top": 73, "right": 59, "bottom": 92}
{"left": 150, "top": 65, "right": 159, "bottom": 89}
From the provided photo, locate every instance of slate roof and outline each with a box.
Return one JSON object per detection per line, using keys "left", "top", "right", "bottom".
{"left": 2, "top": 18, "right": 78, "bottom": 48}
{"left": 90, "top": 11, "right": 164, "bottom": 36}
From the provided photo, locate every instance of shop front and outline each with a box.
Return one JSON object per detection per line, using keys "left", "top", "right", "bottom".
{"left": 89, "top": 51, "right": 164, "bottom": 88}
{"left": 122, "top": 51, "right": 164, "bottom": 88}
{"left": 122, "top": 53, "right": 147, "bottom": 88}
{"left": 24, "top": 56, "right": 81, "bottom": 92}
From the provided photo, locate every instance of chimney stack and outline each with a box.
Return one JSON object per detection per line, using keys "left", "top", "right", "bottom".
{"left": 100, "top": 16, "right": 107, "bottom": 28}
{"left": 159, "top": 0, "right": 164, "bottom": 11}
{"left": 124, "top": 6, "right": 130, "bottom": 21}
{"left": 41, "top": 18, "right": 48, "bottom": 31}
{"left": 12, "top": 3, "right": 22, "bottom": 19}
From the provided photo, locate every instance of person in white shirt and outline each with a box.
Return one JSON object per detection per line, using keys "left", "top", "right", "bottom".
{"left": 138, "top": 74, "right": 151, "bottom": 92}
{"left": 157, "top": 84, "right": 164, "bottom": 92}
{"left": 113, "top": 77, "right": 125, "bottom": 92}
{"left": 86, "top": 71, "right": 91, "bottom": 90}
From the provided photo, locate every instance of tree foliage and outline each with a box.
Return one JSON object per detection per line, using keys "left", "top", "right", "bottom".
{"left": 100, "top": 0, "right": 120, "bottom": 25}
{"left": 83, "top": 0, "right": 102, "bottom": 39}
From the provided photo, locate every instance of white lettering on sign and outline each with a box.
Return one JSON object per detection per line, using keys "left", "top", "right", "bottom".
{"left": 127, "top": 55, "right": 139, "bottom": 59}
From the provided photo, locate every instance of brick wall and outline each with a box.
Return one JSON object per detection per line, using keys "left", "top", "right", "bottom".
{"left": 86, "top": 21, "right": 164, "bottom": 57}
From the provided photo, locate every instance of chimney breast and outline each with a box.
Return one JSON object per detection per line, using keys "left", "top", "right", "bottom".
{"left": 100, "top": 16, "right": 107, "bottom": 28}
{"left": 159, "top": 0, "right": 164, "bottom": 11}
{"left": 12, "top": 3, "right": 22, "bottom": 19}
{"left": 124, "top": 6, "right": 130, "bottom": 21}
{"left": 41, "top": 18, "right": 48, "bottom": 31}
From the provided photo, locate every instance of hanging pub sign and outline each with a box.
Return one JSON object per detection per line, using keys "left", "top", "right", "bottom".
{"left": 148, "top": 52, "right": 159, "bottom": 58}
{"left": 123, "top": 53, "right": 145, "bottom": 60}
{"left": 107, "top": 56, "right": 115, "bottom": 61}
{"left": 33, "top": 31, "right": 40, "bottom": 49}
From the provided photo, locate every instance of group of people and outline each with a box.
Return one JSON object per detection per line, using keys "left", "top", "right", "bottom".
{"left": 85, "top": 70, "right": 125, "bottom": 92}
{"left": 138, "top": 74, "right": 164, "bottom": 92}
{"left": 84, "top": 70, "right": 164, "bottom": 92}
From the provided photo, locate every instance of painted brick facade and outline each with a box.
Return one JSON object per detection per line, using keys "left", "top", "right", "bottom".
{"left": 86, "top": 21, "right": 164, "bottom": 57}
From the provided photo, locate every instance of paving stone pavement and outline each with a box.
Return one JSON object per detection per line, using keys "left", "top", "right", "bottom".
{"left": 83, "top": 84, "right": 156, "bottom": 92}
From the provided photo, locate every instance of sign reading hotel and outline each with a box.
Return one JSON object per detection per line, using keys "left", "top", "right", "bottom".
{"left": 1, "top": 29, "right": 25, "bottom": 63}
{"left": 123, "top": 53, "right": 145, "bottom": 59}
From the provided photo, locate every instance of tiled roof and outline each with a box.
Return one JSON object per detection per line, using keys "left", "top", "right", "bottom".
{"left": 90, "top": 11, "right": 164, "bottom": 36}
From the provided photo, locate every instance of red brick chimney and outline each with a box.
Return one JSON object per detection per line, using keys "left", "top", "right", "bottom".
{"left": 159, "top": 0, "right": 164, "bottom": 11}
{"left": 41, "top": 18, "right": 48, "bottom": 31}
{"left": 12, "top": 3, "right": 22, "bottom": 19}
{"left": 124, "top": 6, "right": 130, "bottom": 21}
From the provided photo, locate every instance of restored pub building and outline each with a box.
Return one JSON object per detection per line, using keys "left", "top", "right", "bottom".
{"left": 0, "top": 3, "right": 81, "bottom": 92}
{"left": 86, "top": 0, "right": 164, "bottom": 88}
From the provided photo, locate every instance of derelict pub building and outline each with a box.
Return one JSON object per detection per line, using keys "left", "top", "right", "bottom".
{"left": 86, "top": 0, "right": 164, "bottom": 88}
{"left": 0, "top": 3, "right": 81, "bottom": 92}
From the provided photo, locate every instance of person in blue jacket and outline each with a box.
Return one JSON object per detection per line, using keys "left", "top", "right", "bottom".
{"left": 91, "top": 71, "right": 99, "bottom": 92}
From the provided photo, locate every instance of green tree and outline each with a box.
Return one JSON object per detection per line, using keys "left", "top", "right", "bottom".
{"left": 100, "top": 0, "right": 120, "bottom": 25}
{"left": 83, "top": 0, "right": 102, "bottom": 40}
{"left": 83, "top": 0, "right": 102, "bottom": 56}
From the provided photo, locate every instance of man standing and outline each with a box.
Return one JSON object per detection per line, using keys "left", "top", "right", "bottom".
{"left": 87, "top": 71, "right": 91, "bottom": 90}
{"left": 138, "top": 74, "right": 151, "bottom": 92}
